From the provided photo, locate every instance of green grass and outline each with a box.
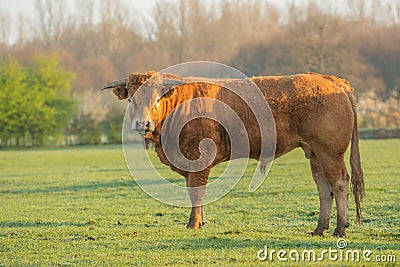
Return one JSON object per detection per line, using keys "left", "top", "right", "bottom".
{"left": 0, "top": 140, "right": 399, "bottom": 266}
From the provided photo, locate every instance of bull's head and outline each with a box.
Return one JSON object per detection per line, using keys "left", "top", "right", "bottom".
{"left": 101, "top": 71, "right": 156, "bottom": 99}
{"left": 101, "top": 71, "right": 186, "bottom": 135}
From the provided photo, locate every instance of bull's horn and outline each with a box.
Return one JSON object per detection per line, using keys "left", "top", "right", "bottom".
{"left": 101, "top": 78, "right": 128, "bottom": 90}
{"left": 162, "top": 79, "right": 186, "bottom": 87}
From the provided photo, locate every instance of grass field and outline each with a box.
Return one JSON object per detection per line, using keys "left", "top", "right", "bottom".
{"left": 0, "top": 140, "right": 399, "bottom": 266}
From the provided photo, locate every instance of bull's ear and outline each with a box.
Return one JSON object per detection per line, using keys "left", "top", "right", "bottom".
{"left": 112, "top": 85, "right": 128, "bottom": 100}
{"left": 162, "top": 79, "right": 186, "bottom": 87}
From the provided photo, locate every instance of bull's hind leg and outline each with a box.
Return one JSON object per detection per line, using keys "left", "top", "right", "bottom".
{"left": 318, "top": 154, "right": 350, "bottom": 237}
{"left": 186, "top": 169, "right": 209, "bottom": 229}
{"left": 310, "top": 157, "right": 333, "bottom": 236}
{"left": 336, "top": 163, "right": 351, "bottom": 236}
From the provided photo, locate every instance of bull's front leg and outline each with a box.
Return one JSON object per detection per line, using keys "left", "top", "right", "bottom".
{"left": 186, "top": 169, "right": 210, "bottom": 229}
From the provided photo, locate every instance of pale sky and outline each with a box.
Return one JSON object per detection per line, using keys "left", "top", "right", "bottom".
{"left": 0, "top": 0, "right": 342, "bottom": 31}
{"left": 0, "top": 0, "right": 36, "bottom": 17}
{"left": 0, "top": 0, "right": 154, "bottom": 20}
{"left": 0, "top": 0, "right": 398, "bottom": 42}
{"left": 1, "top": 0, "right": 399, "bottom": 18}
{"left": 0, "top": 0, "right": 299, "bottom": 20}
{"left": 0, "top": 0, "right": 158, "bottom": 43}
{"left": 0, "top": 0, "right": 294, "bottom": 44}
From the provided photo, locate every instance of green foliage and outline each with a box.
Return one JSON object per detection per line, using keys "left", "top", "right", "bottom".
{"left": 67, "top": 113, "right": 102, "bottom": 145}
{"left": 0, "top": 140, "right": 399, "bottom": 266}
{"left": 0, "top": 54, "right": 76, "bottom": 147}
{"left": 0, "top": 58, "right": 28, "bottom": 146}
{"left": 66, "top": 106, "right": 125, "bottom": 146}
{"left": 102, "top": 107, "right": 125, "bottom": 144}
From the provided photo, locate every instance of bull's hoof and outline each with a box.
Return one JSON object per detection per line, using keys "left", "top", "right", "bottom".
{"left": 186, "top": 220, "right": 202, "bottom": 229}
{"left": 308, "top": 230, "right": 324, "bottom": 237}
{"left": 186, "top": 214, "right": 203, "bottom": 229}
{"left": 333, "top": 228, "right": 346, "bottom": 237}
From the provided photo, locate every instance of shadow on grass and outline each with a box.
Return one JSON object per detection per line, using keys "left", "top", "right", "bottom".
{"left": 137, "top": 237, "right": 400, "bottom": 251}
{"left": 0, "top": 221, "right": 89, "bottom": 228}
{"left": 0, "top": 177, "right": 186, "bottom": 195}
{"left": 3, "top": 168, "right": 128, "bottom": 178}
{"left": 0, "top": 180, "right": 135, "bottom": 195}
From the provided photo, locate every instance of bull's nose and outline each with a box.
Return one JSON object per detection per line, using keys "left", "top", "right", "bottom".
{"left": 134, "top": 120, "right": 153, "bottom": 132}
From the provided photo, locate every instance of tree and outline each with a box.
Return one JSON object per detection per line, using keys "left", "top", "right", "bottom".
{"left": 34, "top": 0, "right": 70, "bottom": 48}
{"left": 101, "top": 106, "right": 125, "bottom": 144}
{"left": 66, "top": 113, "right": 101, "bottom": 145}
{"left": 26, "top": 54, "right": 76, "bottom": 145}
{"left": 0, "top": 54, "right": 76, "bottom": 147}
{"left": 0, "top": 10, "right": 11, "bottom": 45}
{"left": 0, "top": 58, "right": 28, "bottom": 146}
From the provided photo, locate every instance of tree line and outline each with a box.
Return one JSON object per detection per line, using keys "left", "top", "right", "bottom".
{"left": 0, "top": 0, "right": 399, "bottom": 147}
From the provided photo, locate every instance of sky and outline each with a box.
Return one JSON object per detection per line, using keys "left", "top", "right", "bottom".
{"left": 0, "top": 0, "right": 296, "bottom": 20}
{"left": 0, "top": 0, "right": 398, "bottom": 41}
{"left": 0, "top": 0, "right": 257, "bottom": 17}
{"left": 0, "top": 0, "right": 158, "bottom": 43}
{"left": 1, "top": 0, "right": 399, "bottom": 18}
{"left": 0, "top": 0, "right": 155, "bottom": 20}
{"left": 0, "top": 0, "right": 366, "bottom": 24}
{"left": 0, "top": 0, "right": 296, "bottom": 44}
{"left": 0, "top": 0, "right": 341, "bottom": 30}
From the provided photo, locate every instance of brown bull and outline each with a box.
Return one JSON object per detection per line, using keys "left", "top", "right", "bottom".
{"left": 102, "top": 71, "right": 364, "bottom": 237}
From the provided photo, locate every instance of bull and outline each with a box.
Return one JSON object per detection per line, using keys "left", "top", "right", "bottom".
{"left": 102, "top": 71, "right": 364, "bottom": 237}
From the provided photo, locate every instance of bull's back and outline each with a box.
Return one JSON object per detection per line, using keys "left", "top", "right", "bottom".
{"left": 252, "top": 73, "right": 351, "bottom": 107}
{"left": 252, "top": 73, "right": 354, "bottom": 157}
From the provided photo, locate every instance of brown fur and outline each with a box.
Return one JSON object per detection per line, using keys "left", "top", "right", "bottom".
{"left": 106, "top": 71, "right": 365, "bottom": 236}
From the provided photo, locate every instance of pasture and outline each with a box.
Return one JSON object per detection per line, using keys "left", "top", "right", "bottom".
{"left": 0, "top": 140, "right": 399, "bottom": 266}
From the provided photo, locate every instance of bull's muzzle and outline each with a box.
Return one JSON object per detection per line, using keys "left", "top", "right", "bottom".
{"left": 134, "top": 120, "right": 153, "bottom": 133}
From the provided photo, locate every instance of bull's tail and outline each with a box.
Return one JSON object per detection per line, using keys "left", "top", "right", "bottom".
{"left": 347, "top": 91, "right": 365, "bottom": 225}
